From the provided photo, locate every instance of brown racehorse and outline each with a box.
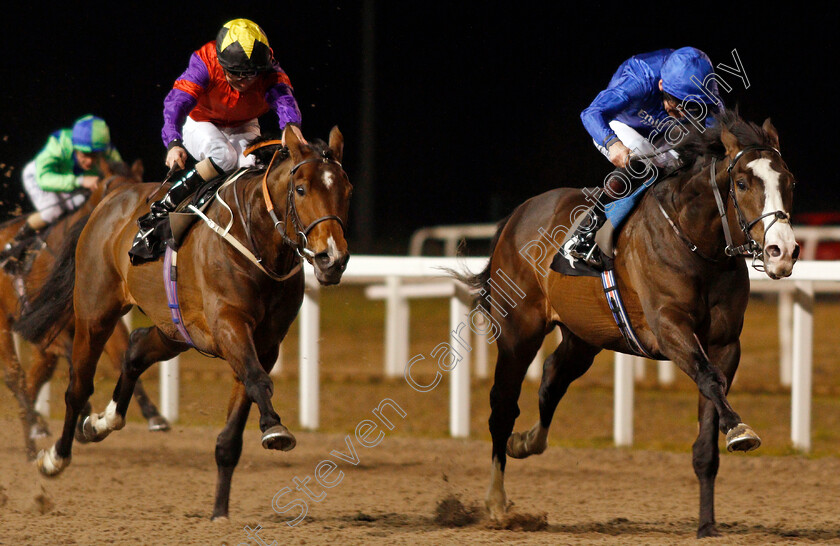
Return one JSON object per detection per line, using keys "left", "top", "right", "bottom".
{"left": 15, "top": 126, "right": 351, "bottom": 519}
{"left": 0, "top": 160, "right": 169, "bottom": 461}
{"left": 455, "top": 111, "right": 799, "bottom": 538}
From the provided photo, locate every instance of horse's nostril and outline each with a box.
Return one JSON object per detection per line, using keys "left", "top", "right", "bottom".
{"left": 766, "top": 245, "right": 781, "bottom": 258}
{"left": 792, "top": 244, "right": 801, "bottom": 261}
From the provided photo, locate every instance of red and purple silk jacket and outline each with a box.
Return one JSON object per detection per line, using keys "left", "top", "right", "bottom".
{"left": 161, "top": 41, "right": 302, "bottom": 148}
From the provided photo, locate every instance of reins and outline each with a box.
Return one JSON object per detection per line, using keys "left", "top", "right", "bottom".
{"left": 189, "top": 141, "right": 347, "bottom": 282}
{"left": 653, "top": 146, "right": 788, "bottom": 270}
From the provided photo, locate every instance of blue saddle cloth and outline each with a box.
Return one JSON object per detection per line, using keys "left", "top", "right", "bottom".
{"left": 604, "top": 181, "right": 650, "bottom": 229}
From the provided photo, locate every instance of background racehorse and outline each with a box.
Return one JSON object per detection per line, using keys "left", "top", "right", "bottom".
{"left": 0, "top": 159, "right": 169, "bottom": 461}
{"left": 15, "top": 126, "right": 351, "bottom": 519}
{"left": 456, "top": 111, "right": 799, "bottom": 538}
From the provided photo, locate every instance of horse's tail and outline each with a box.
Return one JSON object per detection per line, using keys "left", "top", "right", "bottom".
{"left": 446, "top": 212, "right": 513, "bottom": 308}
{"left": 14, "top": 213, "right": 89, "bottom": 344}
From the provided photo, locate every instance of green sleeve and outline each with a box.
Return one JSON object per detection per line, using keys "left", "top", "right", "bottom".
{"left": 34, "top": 136, "right": 78, "bottom": 192}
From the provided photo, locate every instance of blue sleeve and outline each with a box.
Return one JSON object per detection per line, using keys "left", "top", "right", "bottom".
{"left": 580, "top": 70, "right": 648, "bottom": 147}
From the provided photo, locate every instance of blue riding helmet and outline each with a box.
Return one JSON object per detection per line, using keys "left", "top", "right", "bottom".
{"left": 661, "top": 47, "right": 719, "bottom": 104}
{"left": 71, "top": 115, "right": 111, "bottom": 153}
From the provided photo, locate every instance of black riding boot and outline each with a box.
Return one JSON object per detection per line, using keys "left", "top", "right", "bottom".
{"left": 559, "top": 188, "right": 609, "bottom": 269}
{"left": 128, "top": 169, "right": 205, "bottom": 264}
{"left": 0, "top": 223, "right": 40, "bottom": 273}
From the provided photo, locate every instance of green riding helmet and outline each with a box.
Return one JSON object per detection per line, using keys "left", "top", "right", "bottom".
{"left": 71, "top": 115, "right": 111, "bottom": 153}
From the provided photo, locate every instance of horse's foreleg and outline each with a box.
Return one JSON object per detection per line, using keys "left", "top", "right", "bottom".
{"left": 38, "top": 318, "right": 113, "bottom": 477}
{"left": 657, "top": 310, "right": 755, "bottom": 449}
{"left": 693, "top": 341, "right": 740, "bottom": 538}
{"left": 508, "top": 325, "right": 600, "bottom": 459}
{"left": 218, "top": 320, "right": 295, "bottom": 452}
{"left": 212, "top": 379, "right": 252, "bottom": 521}
{"left": 24, "top": 350, "right": 59, "bottom": 439}
{"left": 101, "top": 323, "right": 170, "bottom": 431}
{"left": 487, "top": 327, "right": 545, "bottom": 520}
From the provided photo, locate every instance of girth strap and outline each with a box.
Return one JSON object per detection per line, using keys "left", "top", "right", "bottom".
{"left": 600, "top": 268, "right": 655, "bottom": 359}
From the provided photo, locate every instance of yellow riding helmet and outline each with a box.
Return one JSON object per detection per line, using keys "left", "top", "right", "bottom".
{"left": 216, "top": 18, "right": 273, "bottom": 74}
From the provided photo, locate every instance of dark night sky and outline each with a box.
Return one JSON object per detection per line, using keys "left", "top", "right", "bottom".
{"left": 2, "top": 2, "right": 838, "bottom": 252}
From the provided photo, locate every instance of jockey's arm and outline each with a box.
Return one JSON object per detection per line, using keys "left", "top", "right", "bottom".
{"left": 161, "top": 51, "right": 206, "bottom": 159}
{"left": 33, "top": 139, "right": 81, "bottom": 192}
{"left": 264, "top": 66, "right": 302, "bottom": 135}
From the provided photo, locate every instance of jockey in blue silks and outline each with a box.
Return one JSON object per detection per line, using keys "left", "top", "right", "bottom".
{"left": 559, "top": 47, "right": 723, "bottom": 270}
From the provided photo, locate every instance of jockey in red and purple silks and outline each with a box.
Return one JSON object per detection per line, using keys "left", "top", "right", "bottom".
{"left": 161, "top": 20, "right": 302, "bottom": 174}
{"left": 130, "top": 18, "right": 303, "bottom": 265}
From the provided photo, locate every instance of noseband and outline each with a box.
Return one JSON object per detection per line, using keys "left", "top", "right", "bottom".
{"left": 262, "top": 149, "right": 347, "bottom": 259}
{"left": 710, "top": 145, "right": 789, "bottom": 268}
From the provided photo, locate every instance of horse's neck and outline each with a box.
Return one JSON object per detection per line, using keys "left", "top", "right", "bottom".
{"left": 217, "top": 174, "right": 298, "bottom": 272}
{"left": 657, "top": 159, "right": 730, "bottom": 258}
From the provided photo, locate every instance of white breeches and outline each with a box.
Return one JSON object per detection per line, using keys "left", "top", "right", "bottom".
{"left": 593, "top": 121, "right": 680, "bottom": 169}
{"left": 22, "top": 161, "right": 86, "bottom": 223}
{"left": 182, "top": 117, "right": 261, "bottom": 173}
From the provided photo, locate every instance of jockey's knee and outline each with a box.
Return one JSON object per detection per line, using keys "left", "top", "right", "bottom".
{"left": 206, "top": 144, "right": 239, "bottom": 174}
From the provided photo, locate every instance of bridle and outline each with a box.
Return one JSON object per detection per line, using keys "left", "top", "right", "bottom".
{"left": 656, "top": 145, "right": 789, "bottom": 270}
{"left": 261, "top": 147, "right": 347, "bottom": 259}
{"left": 710, "top": 145, "right": 789, "bottom": 268}
{"left": 193, "top": 142, "right": 348, "bottom": 282}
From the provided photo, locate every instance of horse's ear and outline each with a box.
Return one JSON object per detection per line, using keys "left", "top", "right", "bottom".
{"left": 131, "top": 159, "right": 144, "bottom": 182}
{"left": 329, "top": 126, "right": 344, "bottom": 163}
{"left": 283, "top": 124, "right": 304, "bottom": 162}
{"left": 762, "top": 118, "right": 780, "bottom": 151}
{"left": 720, "top": 126, "right": 741, "bottom": 159}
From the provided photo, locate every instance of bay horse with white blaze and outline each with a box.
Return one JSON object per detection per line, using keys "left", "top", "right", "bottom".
{"left": 15, "top": 126, "right": 351, "bottom": 519}
{"left": 0, "top": 159, "right": 169, "bottom": 461}
{"left": 456, "top": 111, "right": 798, "bottom": 538}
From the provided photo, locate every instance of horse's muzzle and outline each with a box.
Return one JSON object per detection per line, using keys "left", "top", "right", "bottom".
{"left": 313, "top": 251, "right": 349, "bottom": 285}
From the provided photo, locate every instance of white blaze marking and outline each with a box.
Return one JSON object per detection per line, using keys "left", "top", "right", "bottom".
{"left": 323, "top": 171, "right": 334, "bottom": 189}
{"left": 327, "top": 235, "right": 339, "bottom": 257}
{"left": 747, "top": 158, "right": 796, "bottom": 249}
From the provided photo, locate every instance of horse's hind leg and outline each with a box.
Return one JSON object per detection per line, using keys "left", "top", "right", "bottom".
{"left": 79, "top": 326, "right": 182, "bottom": 443}
{"left": 507, "top": 325, "right": 600, "bottom": 459}
{"left": 486, "top": 318, "right": 546, "bottom": 520}
{"left": 101, "top": 322, "right": 171, "bottom": 432}
{"left": 693, "top": 341, "right": 740, "bottom": 539}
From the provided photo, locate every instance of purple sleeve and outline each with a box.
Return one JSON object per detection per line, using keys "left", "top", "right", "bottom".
{"left": 161, "top": 52, "right": 209, "bottom": 147}
{"left": 266, "top": 84, "right": 302, "bottom": 129}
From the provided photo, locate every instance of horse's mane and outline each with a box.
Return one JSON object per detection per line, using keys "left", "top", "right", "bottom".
{"left": 673, "top": 109, "right": 777, "bottom": 169}
{"left": 246, "top": 134, "right": 335, "bottom": 169}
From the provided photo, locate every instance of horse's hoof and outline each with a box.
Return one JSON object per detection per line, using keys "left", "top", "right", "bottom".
{"left": 75, "top": 415, "right": 108, "bottom": 444}
{"left": 506, "top": 433, "right": 528, "bottom": 459}
{"left": 147, "top": 415, "right": 171, "bottom": 432}
{"left": 485, "top": 494, "right": 508, "bottom": 521}
{"left": 30, "top": 420, "right": 51, "bottom": 440}
{"left": 697, "top": 522, "right": 721, "bottom": 538}
{"left": 36, "top": 446, "right": 70, "bottom": 477}
{"left": 726, "top": 423, "right": 761, "bottom": 452}
{"left": 261, "top": 425, "right": 296, "bottom": 451}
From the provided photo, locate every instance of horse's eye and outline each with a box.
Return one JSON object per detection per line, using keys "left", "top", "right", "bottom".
{"left": 296, "top": 185, "right": 305, "bottom": 196}
{"left": 736, "top": 179, "right": 747, "bottom": 191}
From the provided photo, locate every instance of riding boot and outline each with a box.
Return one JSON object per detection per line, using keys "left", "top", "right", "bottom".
{"left": 0, "top": 223, "right": 39, "bottom": 266}
{"left": 559, "top": 186, "right": 610, "bottom": 269}
{"left": 129, "top": 158, "right": 222, "bottom": 264}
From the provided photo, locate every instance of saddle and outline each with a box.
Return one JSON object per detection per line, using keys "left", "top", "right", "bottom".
{"left": 166, "top": 172, "right": 237, "bottom": 249}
